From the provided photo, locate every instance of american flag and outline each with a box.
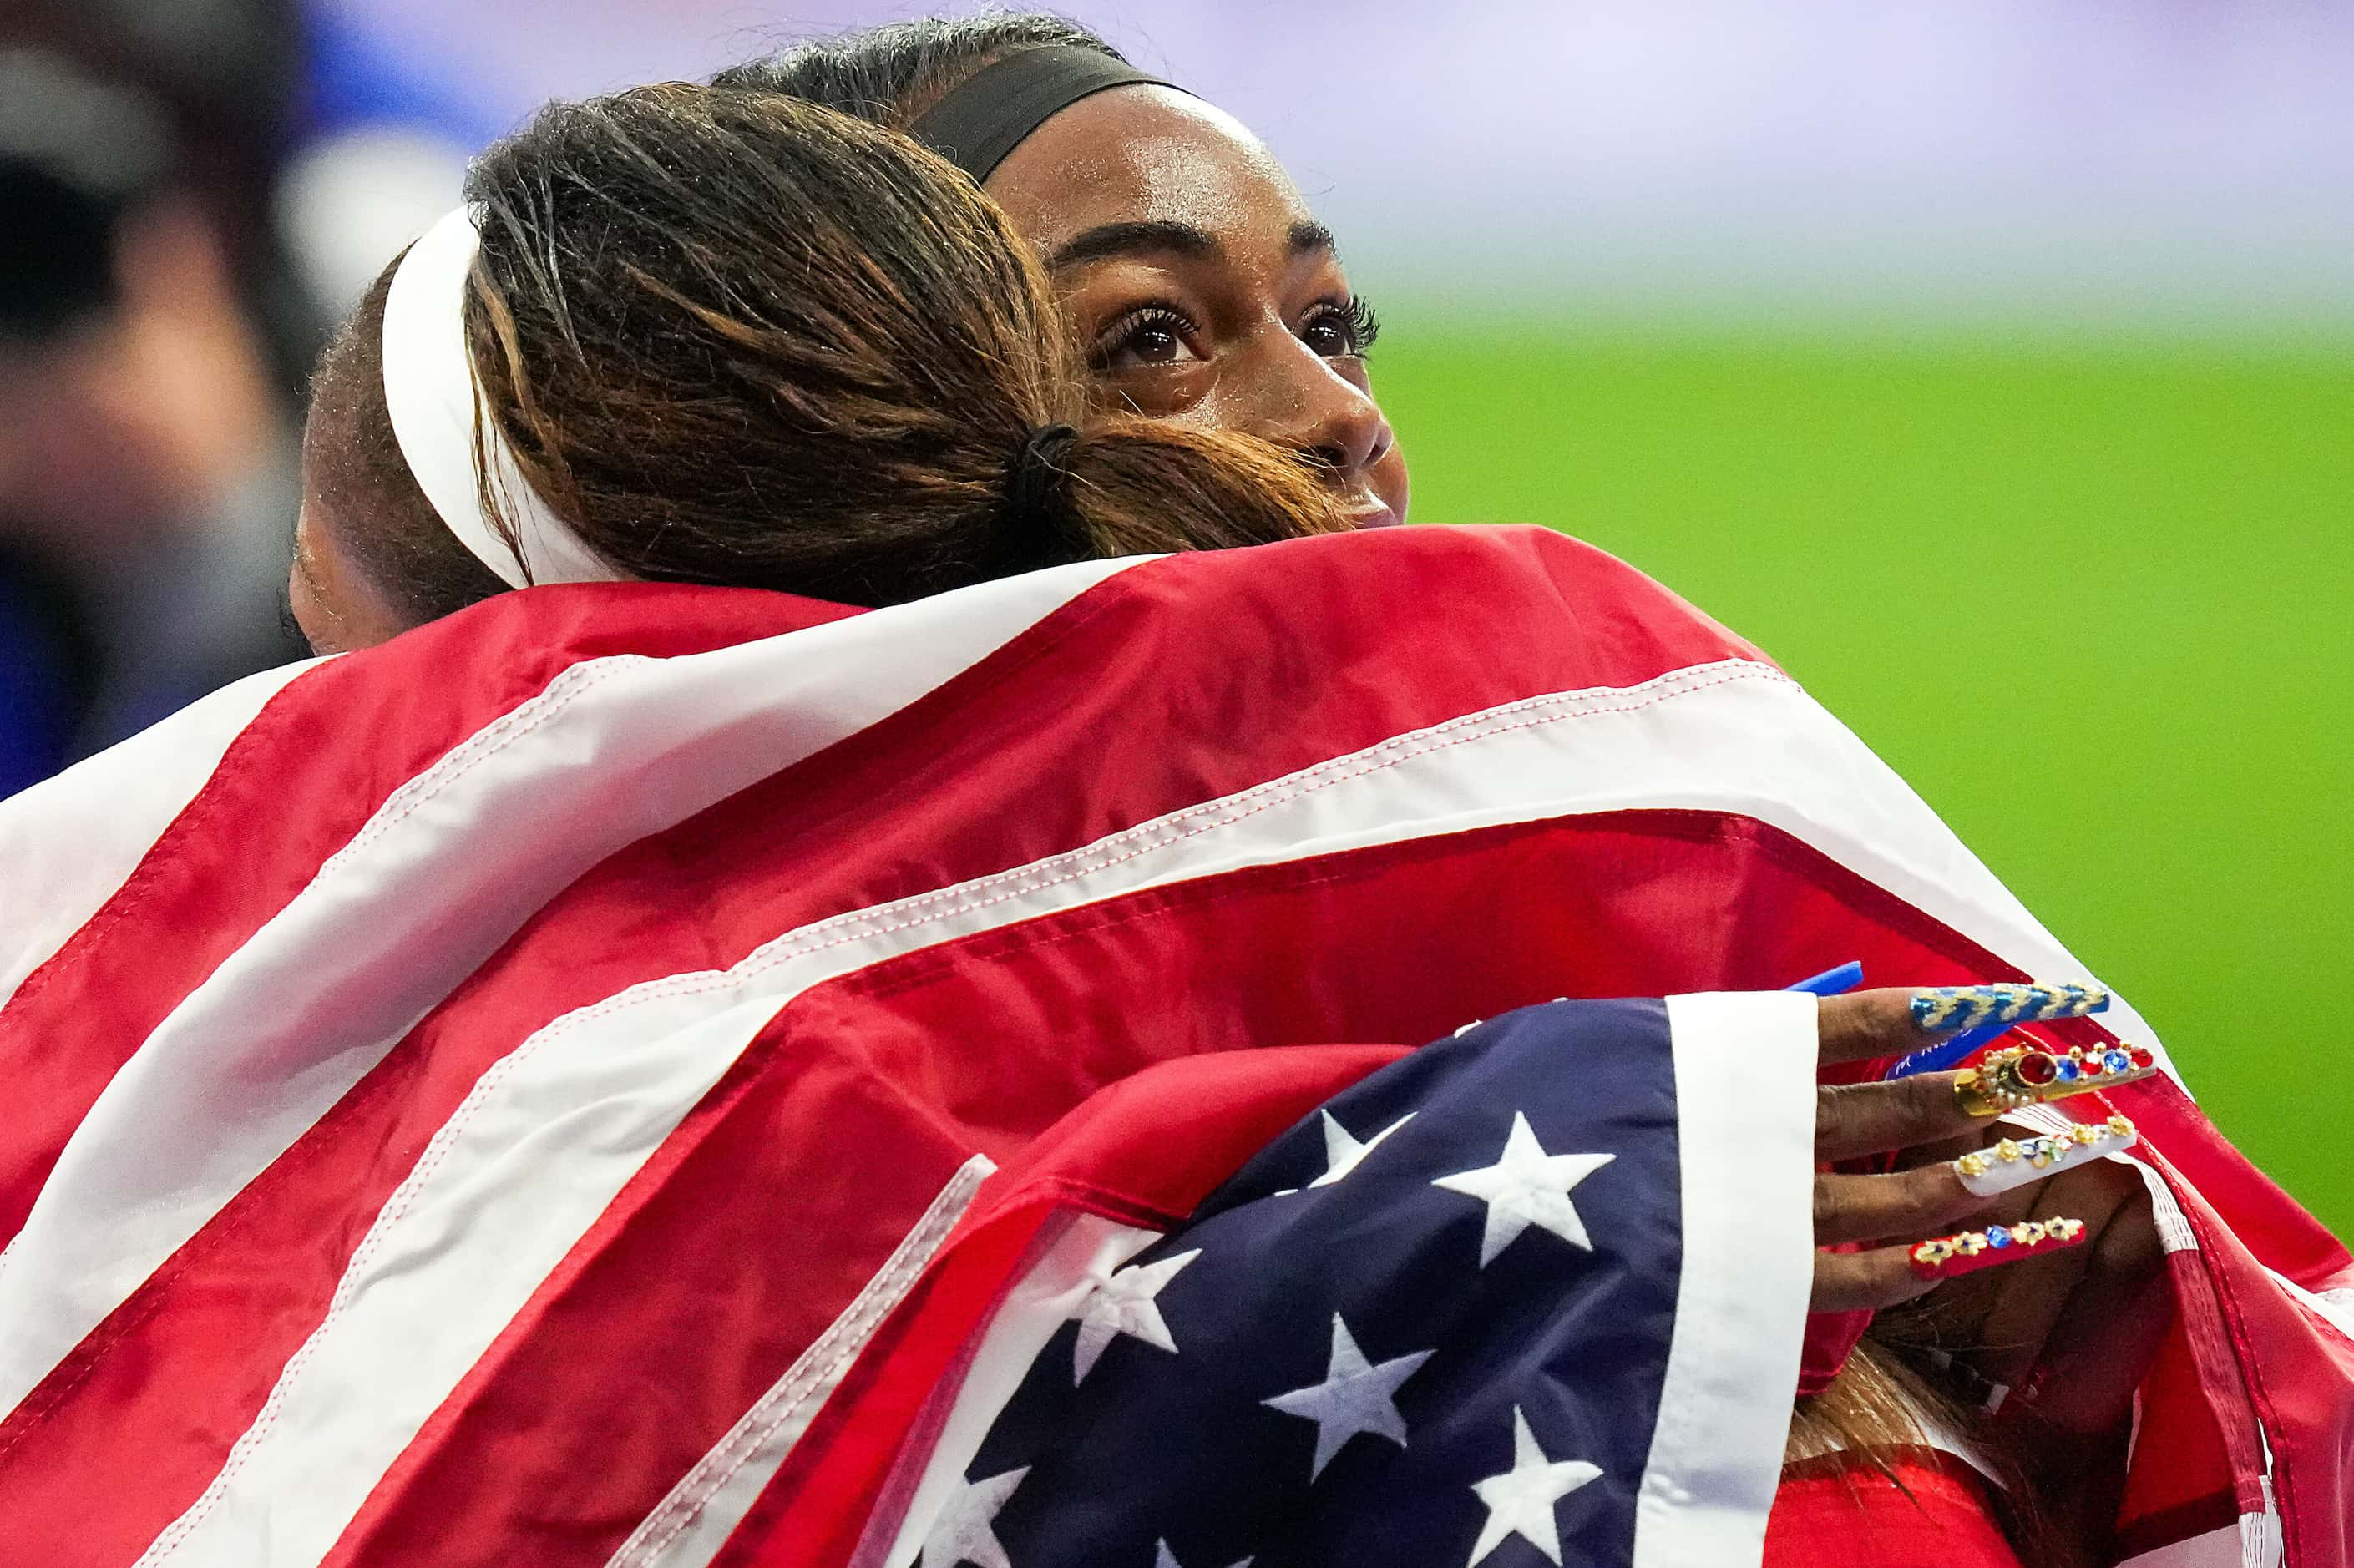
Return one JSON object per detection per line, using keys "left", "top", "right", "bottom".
{"left": 0, "top": 527, "right": 2344, "bottom": 1567}
{"left": 870, "top": 994, "right": 1813, "bottom": 1568}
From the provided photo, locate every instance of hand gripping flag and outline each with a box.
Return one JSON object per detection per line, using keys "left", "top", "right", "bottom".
{"left": 0, "top": 526, "right": 2344, "bottom": 1567}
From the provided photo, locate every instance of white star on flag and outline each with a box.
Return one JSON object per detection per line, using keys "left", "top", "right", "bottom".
{"left": 1070, "top": 1248, "right": 1201, "bottom": 1382}
{"left": 1431, "top": 1111, "right": 1615, "bottom": 1265}
{"left": 1261, "top": 1313, "right": 1435, "bottom": 1479}
{"left": 1153, "top": 1540, "right": 1253, "bottom": 1568}
{"left": 921, "top": 1466, "right": 1028, "bottom": 1568}
{"left": 1308, "top": 1109, "right": 1415, "bottom": 1187}
{"left": 1271, "top": 1111, "right": 1416, "bottom": 1196}
{"left": 1466, "top": 1407, "right": 1602, "bottom": 1566}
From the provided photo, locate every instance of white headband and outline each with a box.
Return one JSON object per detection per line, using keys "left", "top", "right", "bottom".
{"left": 380, "top": 206, "right": 629, "bottom": 589}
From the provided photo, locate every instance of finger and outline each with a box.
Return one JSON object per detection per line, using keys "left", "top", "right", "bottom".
{"left": 2003, "top": 1184, "right": 2169, "bottom": 1439}
{"left": 1815, "top": 989, "right": 1920, "bottom": 1066}
{"left": 1952, "top": 1162, "right": 2147, "bottom": 1392}
{"left": 1952, "top": 1115, "right": 2137, "bottom": 1198}
{"left": 1812, "top": 1215, "right": 2089, "bottom": 1314}
{"left": 1813, "top": 1242, "right": 1945, "bottom": 1314}
{"left": 1816, "top": 982, "right": 2108, "bottom": 1069}
{"left": 1815, "top": 1164, "right": 1991, "bottom": 1248}
{"left": 1815, "top": 1071, "right": 2145, "bottom": 1166}
{"left": 1907, "top": 1216, "right": 2089, "bottom": 1283}
{"left": 1815, "top": 1073, "right": 1981, "bottom": 1161}
{"left": 1807, "top": 1201, "right": 2090, "bottom": 1308}
{"left": 1893, "top": 1128, "right": 1987, "bottom": 1171}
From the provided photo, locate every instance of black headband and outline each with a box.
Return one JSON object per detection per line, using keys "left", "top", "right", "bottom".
{"left": 908, "top": 46, "right": 1183, "bottom": 184}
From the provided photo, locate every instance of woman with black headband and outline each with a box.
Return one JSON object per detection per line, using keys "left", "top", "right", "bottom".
{"left": 716, "top": 18, "right": 1410, "bottom": 533}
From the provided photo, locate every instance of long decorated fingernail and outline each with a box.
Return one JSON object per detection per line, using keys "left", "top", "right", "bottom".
{"left": 1911, "top": 982, "right": 2109, "bottom": 1035}
{"left": 1952, "top": 1042, "right": 2159, "bottom": 1117}
{"left": 1890, "top": 982, "right": 2114, "bottom": 1079}
{"left": 1911, "top": 1216, "right": 2089, "bottom": 1280}
{"left": 1954, "top": 1115, "right": 2138, "bottom": 1196}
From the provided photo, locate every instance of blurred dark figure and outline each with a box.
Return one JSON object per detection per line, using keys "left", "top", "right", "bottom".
{"left": 0, "top": 2, "right": 315, "bottom": 796}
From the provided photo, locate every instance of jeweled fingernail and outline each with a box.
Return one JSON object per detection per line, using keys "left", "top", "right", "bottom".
{"left": 1953, "top": 1116, "right": 2139, "bottom": 1196}
{"left": 1911, "top": 982, "right": 2110, "bottom": 1035}
{"left": 1952, "top": 1044, "right": 2159, "bottom": 1116}
{"left": 1910, "top": 1216, "right": 2089, "bottom": 1280}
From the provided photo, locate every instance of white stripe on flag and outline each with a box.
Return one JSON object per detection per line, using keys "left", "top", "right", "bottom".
{"left": 0, "top": 660, "right": 316, "bottom": 1011}
{"left": 2269, "top": 1267, "right": 2354, "bottom": 1348}
{"left": 608, "top": 1155, "right": 997, "bottom": 1568}
{"left": 1633, "top": 993, "right": 1817, "bottom": 1568}
{"left": 0, "top": 559, "right": 1134, "bottom": 1417}
{"left": 120, "top": 656, "right": 2159, "bottom": 1565}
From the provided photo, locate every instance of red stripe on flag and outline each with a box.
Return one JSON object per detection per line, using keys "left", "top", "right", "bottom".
{"left": 0, "top": 584, "right": 843, "bottom": 1250}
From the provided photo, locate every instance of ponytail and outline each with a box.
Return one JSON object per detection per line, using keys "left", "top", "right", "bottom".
{"left": 305, "top": 85, "right": 1345, "bottom": 626}
{"left": 1002, "top": 414, "right": 1347, "bottom": 570}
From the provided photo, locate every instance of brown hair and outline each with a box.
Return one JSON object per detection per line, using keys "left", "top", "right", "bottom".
{"left": 306, "top": 83, "right": 1344, "bottom": 629}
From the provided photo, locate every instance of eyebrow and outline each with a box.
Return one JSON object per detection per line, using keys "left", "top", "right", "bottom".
{"left": 1288, "top": 220, "right": 1337, "bottom": 258}
{"left": 1043, "top": 218, "right": 1340, "bottom": 272}
{"left": 1045, "top": 220, "right": 1218, "bottom": 271}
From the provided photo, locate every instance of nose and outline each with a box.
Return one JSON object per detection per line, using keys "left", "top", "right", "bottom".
{"left": 1233, "top": 331, "right": 1394, "bottom": 483}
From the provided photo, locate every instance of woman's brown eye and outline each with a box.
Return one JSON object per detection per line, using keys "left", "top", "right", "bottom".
{"left": 1091, "top": 306, "right": 1202, "bottom": 372}
{"left": 1300, "top": 316, "right": 1349, "bottom": 357}
{"left": 1128, "top": 324, "right": 1184, "bottom": 363}
{"left": 1300, "top": 296, "right": 1381, "bottom": 360}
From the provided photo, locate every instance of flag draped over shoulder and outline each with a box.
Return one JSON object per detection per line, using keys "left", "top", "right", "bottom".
{"left": 0, "top": 526, "right": 2344, "bottom": 1568}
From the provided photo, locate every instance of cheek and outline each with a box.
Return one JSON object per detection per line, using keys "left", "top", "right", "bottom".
{"left": 1090, "top": 363, "right": 1220, "bottom": 423}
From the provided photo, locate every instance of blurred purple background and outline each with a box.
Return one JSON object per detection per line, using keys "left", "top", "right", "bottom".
{"left": 310, "top": 0, "right": 2354, "bottom": 326}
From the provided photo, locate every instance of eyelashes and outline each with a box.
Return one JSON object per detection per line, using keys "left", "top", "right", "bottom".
{"left": 1088, "top": 304, "right": 1197, "bottom": 369}
{"left": 1299, "top": 294, "right": 1379, "bottom": 358}
{"left": 1087, "top": 292, "right": 1384, "bottom": 371}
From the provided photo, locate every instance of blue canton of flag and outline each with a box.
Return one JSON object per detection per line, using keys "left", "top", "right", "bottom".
{"left": 919, "top": 999, "right": 1692, "bottom": 1568}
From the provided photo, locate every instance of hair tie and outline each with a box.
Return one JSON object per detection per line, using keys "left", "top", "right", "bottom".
{"left": 996, "top": 423, "right": 1081, "bottom": 570}
{"left": 380, "top": 207, "right": 628, "bottom": 589}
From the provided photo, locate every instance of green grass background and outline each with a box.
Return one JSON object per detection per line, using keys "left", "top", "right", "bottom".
{"left": 1372, "top": 322, "right": 2353, "bottom": 1235}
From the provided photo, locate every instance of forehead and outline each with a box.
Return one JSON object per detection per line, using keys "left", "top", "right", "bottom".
{"left": 982, "top": 85, "right": 1313, "bottom": 255}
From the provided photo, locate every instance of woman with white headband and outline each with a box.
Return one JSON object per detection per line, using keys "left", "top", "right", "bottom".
{"left": 288, "top": 87, "right": 1347, "bottom": 651}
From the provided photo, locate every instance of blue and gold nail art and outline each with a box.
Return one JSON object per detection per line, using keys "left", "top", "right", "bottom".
{"left": 1911, "top": 982, "right": 2109, "bottom": 1035}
